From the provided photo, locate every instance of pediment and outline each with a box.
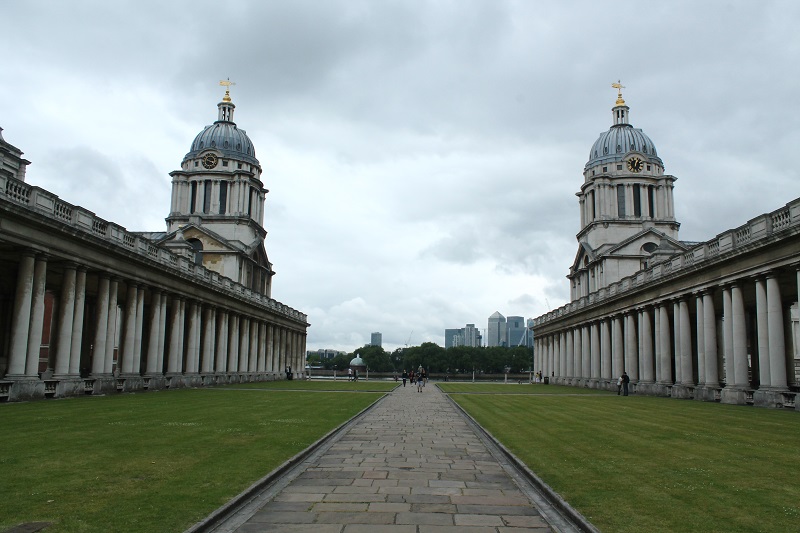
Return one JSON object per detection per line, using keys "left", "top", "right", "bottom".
{"left": 602, "top": 228, "right": 687, "bottom": 258}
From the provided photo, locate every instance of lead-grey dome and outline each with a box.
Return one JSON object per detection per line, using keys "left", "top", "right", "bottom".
{"left": 184, "top": 121, "right": 259, "bottom": 166}
{"left": 183, "top": 98, "right": 260, "bottom": 167}
{"left": 586, "top": 124, "right": 662, "bottom": 170}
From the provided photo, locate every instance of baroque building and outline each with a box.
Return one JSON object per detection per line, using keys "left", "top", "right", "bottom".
{"left": 532, "top": 86, "right": 800, "bottom": 409}
{"left": 0, "top": 88, "right": 309, "bottom": 402}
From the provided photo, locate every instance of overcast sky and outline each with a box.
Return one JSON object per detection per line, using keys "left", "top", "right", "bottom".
{"left": 2, "top": 0, "right": 799, "bottom": 352}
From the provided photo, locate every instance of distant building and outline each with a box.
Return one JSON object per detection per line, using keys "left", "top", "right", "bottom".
{"left": 370, "top": 332, "right": 382, "bottom": 347}
{"left": 444, "top": 323, "right": 482, "bottom": 348}
{"left": 307, "top": 349, "right": 346, "bottom": 361}
{"left": 506, "top": 316, "right": 526, "bottom": 347}
{"left": 487, "top": 312, "right": 507, "bottom": 347}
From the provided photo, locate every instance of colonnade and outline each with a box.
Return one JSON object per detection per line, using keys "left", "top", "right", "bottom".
{"left": 1, "top": 249, "right": 307, "bottom": 401}
{"left": 534, "top": 269, "right": 799, "bottom": 408}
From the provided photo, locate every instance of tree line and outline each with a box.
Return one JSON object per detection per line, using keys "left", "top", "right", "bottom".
{"left": 307, "top": 343, "right": 535, "bottom": 375}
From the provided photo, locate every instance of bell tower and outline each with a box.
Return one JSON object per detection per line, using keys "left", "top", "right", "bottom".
{"left": 163, "top": 81, "right": 274, "bottom": 296}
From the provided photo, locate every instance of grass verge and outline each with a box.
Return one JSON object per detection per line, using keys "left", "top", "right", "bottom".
{"left": 439, "top": 382, "right": 613, "bottom": 395}
{"left": 450, "top": 393, "right": 800, "bottom": 532}
{"left": 1, "top": 387, "right": 381, "bottom": 532}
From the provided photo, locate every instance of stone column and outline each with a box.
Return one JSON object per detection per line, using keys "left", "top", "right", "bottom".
{"left": 625, "top": 312, "right": 639, "bottom": 380}
{"left": 228, "top": 314, "right": 240, "bottom": 373}
{"left": 104, "top": 278, "right": 119, "bottom": 374}
{"left": 766, "top": 274, "right": 788, "bottom": 389}
{"left": 268, "top": 325, "right": 276, "bottom": 373}
{"left": 695, "top": 293, "right": 706, "bottom": 385}
{"left": 67, "top": 267, "right": 87, "bottom": 376}
{"left": 612, "top": 315, "right": 623, "bottom": 379}
{"left": 679, "top": 297, "right": 693, "bottom": 385}
{"left": 601, "top": 319, "right": 612, "bottom": 381}
{"left": 185, "top": 301, "right": 200, "bottom": 374}
{"left": 216, "top": 310, "right": 228, "bottom": 373}
{"left": 731, "top": 283, "right": 749, "bottom": 387}
{"left": 90, "top": 274, "right": 111, "bottom": 376}
{"left": 145, "top": 290, "right": 162, "bottom": 374}
{"left": 703, "top": 290, "right": 719, "bottom": 388}
{"left": 654, "top": 303, "right": 661, "bottom": 380}
{"left": 25, "top": 254, "right": 48, "bottom": 377}
{"left": 54, "top": 263, "right": 78, "bottom": 377}
{"left": 157, "top": 293, "right": 167, "bottom": 374}
{"left": 201, "top": 306, "right": 216, "bottom": 374}
{"left": 249, "top": 320, "right": 259, "bottom": 372}
{"left": 590, "top": 322, "right": 600, "bottom": 382}
{"left": 239, "top": 317, "right": 250, "bottom": 374}
{"left": 640, "top": 307, "right": 654, "bottom": 383}
{"left": 755, "top": 277, "right": 770, "bottom": 388}
{"left": 672, "top": 300, "right": 682, "bottom": 384}
{"left": 722, "top": 286, "right": 734, "bottom": 387}
{"left": 257, "top": 322, "right": 267, "bottom": 372}
{"left": 580, "top": 325, "right": 590, "bottom": 380}
{"left": 7, "top": 251, "right": 36, "bottom": 377}
{"left": 131, "top": 285, "right": 145, "bottom": 375}
{"left": 565, "top": 329, "right": 574, "bottom": 380}
{"left": 167, "top": 297, "right": 184, "bottom": 374}
{"left": 119, "top": 284, "right": 138, "bottom": 375}
{"left": 659, "top": 303, "right": 673, "bottom": 384}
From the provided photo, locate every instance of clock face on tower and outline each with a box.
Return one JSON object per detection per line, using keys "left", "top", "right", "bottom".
{"left": 202, "top": 153, "right": 219, "bottom": 169}
{"left": 627, "top": 157, "right": 643, "bottom": 173}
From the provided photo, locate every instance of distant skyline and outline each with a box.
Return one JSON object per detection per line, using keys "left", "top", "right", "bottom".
{"left": 3, "top": 1, "right": 799, "bottom": 352}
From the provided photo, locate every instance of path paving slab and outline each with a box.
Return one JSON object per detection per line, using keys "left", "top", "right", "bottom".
{"left": 217, "top": 383, "right": 573, "bottom": 532}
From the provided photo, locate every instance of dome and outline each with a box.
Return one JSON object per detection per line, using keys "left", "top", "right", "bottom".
{"left": 585, "top": 124, "right": 662, "bottom": 170}
{"left": 349, "top": 356, "right": 365, "bottom": 367}
{"left": 182, "top": 98, "right": 260, "bottom": 167}
{"left": 184, "top": 122, "right": 259, "bottom": 166}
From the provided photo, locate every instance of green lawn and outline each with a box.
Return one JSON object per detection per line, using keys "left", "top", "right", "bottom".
{"left": 223, "top": 379, "right": 398, "bottom": 392}
{"left": 439, "top": 382, "right": 612, "bottom": 394}
{"left": 449, "top": 392, "right": 800, "bottom": 533}
{"left": 0, "top": 387, "right": 382, "bottom": 533}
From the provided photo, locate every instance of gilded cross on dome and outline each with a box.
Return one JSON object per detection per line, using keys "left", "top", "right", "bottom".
{"left": 219, "top": 78, "right": 236, "bottom": 102}
{"left": 612, "top": 80, "right": 626, "bottom": 106}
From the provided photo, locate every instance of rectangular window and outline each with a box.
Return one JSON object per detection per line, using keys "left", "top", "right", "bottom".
{"left": 247, "top": 187, "right": 253, "bottom": 216}
{"left": 203, "top": 181, "right": 211, "bottom": 213}
{"left": 218, "top": 182, "right": 227, "bottom": 214}
{"left": 617, "top": 185, "right": 626, "bottom": 217}
{"left": 190, "top": 182, "right": 197, "bottom": 214}
{"left": 617, "top": 164, "right": 623, "bottom": 170}
{"left": 633, "top": 184, "right": 641, "bottom": 217}
{"left": 222, "top": 160, "right": 228, "bottom": 167}
{"left": 648, "top": 186, "right": 656, "bottom": 217}
{"left": 590, "top": 190, "right": 596, "bottom": 220}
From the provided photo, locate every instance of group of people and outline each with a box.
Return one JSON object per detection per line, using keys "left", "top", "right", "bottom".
{"left": 400, "top": 367, "right": 427, "bottom": 392}
{"left": 616, "top": 372, "right": 630, "bottom": 396}
{"left": 347, "top": 367, "right": 359, "bottom": 381}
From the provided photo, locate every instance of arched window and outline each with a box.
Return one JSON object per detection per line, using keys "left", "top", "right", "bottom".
{"left": 187, "top": 238, "right": 203, "bottom": 266}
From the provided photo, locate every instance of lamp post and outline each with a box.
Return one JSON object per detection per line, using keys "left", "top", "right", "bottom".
{"left": 504, "top": 365, "right": 510, "bottom": 384}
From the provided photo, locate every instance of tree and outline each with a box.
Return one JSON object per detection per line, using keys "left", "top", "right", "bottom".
{"left": 352, "top": 345, "right": 392, "bottom": 372}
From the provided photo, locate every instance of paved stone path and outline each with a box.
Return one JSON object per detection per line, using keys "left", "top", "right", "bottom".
{"left": 217, "top": 382, "right": 575, "bottom": 533}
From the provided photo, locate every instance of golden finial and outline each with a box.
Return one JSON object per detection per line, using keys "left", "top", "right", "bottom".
{"left": 612, "top": 80, "right": 626, "bottom": 106}
{"left": 219, "top": 78, "right": 236, "bottom": 102}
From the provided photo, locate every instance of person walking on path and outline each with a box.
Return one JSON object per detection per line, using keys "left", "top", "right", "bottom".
{"left": 417, "top": 369, "right": 425, "bottom": 392}
{"left": 401, "top": 369, "right": 408, "bottom": 387}
{"left": 622, "top": 371, "right": 630, "bottom": 396}
{"left": 617, "top": 374, "right": 623, "bottom": 395}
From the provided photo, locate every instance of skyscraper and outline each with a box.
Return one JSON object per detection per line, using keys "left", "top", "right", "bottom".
{"left": 487, "top": 312, "right": 507, "bottom": 347}
{"left": 370, "top": 332, "right": 382, "bottom": 347}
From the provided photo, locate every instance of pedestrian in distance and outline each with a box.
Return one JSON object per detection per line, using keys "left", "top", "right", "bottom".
{"left": 402, "top": 369, "right": 408, "bottom": 387}
{"left": 622, "top": 371, "right": 630, "bottom": 396}
{"left": 417, "top": 370, "right": 424, "bottom": 392}
{"left": 616, "top": 375, "right": 623, "bottom": 395}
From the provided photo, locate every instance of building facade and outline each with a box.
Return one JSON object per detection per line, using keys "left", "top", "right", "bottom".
{"left": 487, "top": 311, "right": 507, "bottom": 347}
{"left": 370, "top": 332, "right": 382, "bottom": 347}
{"left": 445, "top": 324, "right": 481, "bottom": 348}
{"left": 532, "top": 88, "right": 800, "bottom": 409}
{"left": 0, "top": 90, "right": 309, "bottom": 402}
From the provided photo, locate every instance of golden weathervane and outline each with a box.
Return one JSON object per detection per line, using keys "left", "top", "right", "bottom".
{"left": 612, "top": 80, "right": 625, "bottom": 106}
{"left": 220, "top": 78, "right": 236, "bottom": 102}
